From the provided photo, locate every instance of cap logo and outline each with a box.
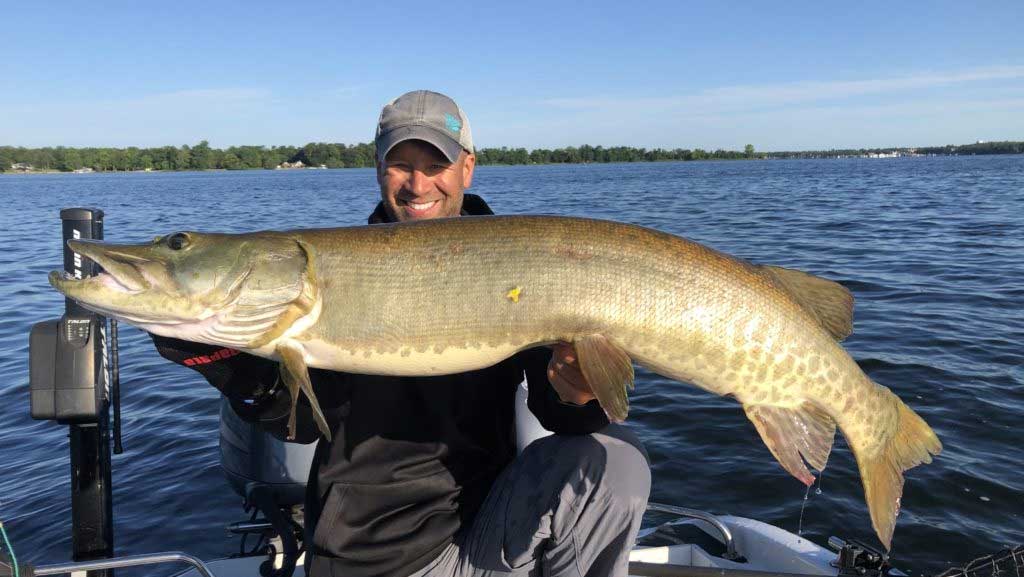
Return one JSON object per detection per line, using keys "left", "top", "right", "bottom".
{"left": 444, "top": 113, "right": 461, "bottom": 133}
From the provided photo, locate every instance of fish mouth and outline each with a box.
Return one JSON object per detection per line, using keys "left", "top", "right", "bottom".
{"left": 49, "top": 239, "right": 153, "bottom": 297}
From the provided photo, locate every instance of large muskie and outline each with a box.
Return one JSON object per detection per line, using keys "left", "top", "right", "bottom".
{"left": 49, "top": 215, "right": 940, "bottom": 548}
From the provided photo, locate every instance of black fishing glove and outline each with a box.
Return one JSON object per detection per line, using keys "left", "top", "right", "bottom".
{"left": 149, "top": 333, "right": 281, "bottom": 404}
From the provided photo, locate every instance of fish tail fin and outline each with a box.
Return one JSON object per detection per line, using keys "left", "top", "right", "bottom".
{"left": 857, "top": 392, "right": 941, "bottom": 550}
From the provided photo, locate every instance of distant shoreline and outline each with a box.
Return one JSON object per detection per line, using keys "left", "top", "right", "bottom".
{"left": 2, "top": 140, "right": 1021, "bottom": 173}
{"left": 4, "top": 153, "right": 1022, "bottom": 177}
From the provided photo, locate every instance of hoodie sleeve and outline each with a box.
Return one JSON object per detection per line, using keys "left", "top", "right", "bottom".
{"left": 520, "top": 347, "right": 610, "bottom": 435}
{"left": 148, "top": 333, "right": 324, "bottom": 442}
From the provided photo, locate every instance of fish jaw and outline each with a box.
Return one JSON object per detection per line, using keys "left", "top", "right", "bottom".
{"left": 48, "top": 239, "right": 200, "bottom": 325}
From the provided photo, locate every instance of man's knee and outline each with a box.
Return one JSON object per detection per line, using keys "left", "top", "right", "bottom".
{"left": 474, "top": 426, "right": 650, "bottom": 574}
{"left": 529, "top": 425, "right": 650, "bottom": 576}
{"left": 593, "top": 423, "right": 651, "bottom": 506}
{"left": 523, "top": 424, "right": 650, "bottom": 505}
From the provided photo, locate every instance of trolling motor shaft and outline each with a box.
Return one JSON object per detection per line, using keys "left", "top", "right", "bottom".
{"left": 28, "top": 208, "right": 118, "bottom": 575}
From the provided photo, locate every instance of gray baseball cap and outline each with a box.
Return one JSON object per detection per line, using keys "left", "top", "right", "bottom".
{"left": 375, "top": 90, "right": 474, "bottom": 163}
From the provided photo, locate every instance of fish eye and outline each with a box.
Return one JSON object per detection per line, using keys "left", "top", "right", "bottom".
{"left": 166, "top": 232, "right": 190, "bottom": 250}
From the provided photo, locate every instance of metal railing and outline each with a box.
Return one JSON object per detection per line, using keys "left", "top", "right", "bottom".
{"left": 34, "top": 551, "right": 214, "bottom": 577}
{"left": 646, "top": 502, "right": 739, "bottom": 560}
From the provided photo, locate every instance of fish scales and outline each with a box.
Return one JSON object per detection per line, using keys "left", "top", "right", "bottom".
{"left": 300, "top": 217, "right": 902, "bottom": 471}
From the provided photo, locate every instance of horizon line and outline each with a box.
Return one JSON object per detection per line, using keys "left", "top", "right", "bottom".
{"left": 2, "top": 139, "right": 1018, "bottom": 154}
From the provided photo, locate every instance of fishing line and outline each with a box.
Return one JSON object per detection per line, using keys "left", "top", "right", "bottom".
{"left": 0, "top": 520, "right": 19, "bottom": 577}
{"left": 796, "top": 470, "right": 829, "bottom": 539}
{"left": 797, "top": 483, "right": 813, "bottom": 537}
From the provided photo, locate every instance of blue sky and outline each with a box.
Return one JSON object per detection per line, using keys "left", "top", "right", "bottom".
{"left": 1, "top": 0, "right": 1022, "bottom": 151}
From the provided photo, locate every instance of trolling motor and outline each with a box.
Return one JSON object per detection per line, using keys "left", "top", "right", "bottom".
{"left": 25, "top": 207, "right": 310, "bottom": 577}
{"left": 28, "top": 208, "right": 123, "bottom": 576}
{"left": 221, "top": 398, "right": 316, "bottom": 577}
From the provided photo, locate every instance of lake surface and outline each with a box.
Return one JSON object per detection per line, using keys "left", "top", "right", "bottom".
{"left": 1, "top": 157, "right": 1022, "bottom": 575}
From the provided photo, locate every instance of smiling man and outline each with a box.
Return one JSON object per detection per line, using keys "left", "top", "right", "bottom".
{"left": 374, "top": 91, "right": 475, "bottom": 222}
{"left": 356, "top": 91, "right": 650, "bottom": 577}
{"left": 152, "top": 90, "right": 650, "bottom": 577}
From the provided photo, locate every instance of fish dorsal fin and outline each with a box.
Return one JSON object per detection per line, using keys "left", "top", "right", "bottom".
{"left": 760, "top": 265, "right": 854, "bottom": 341}
{"left": 277, "top": 339, "right": 332, "bottom": 441}
{"left": 744, "top": 402, "right": 837, "bottom": 485}
{"left": 247, "top": 240, "right": 319, "bottom": 349}
{"left": 573, "top": 334, "right": 635, "bottom": 422}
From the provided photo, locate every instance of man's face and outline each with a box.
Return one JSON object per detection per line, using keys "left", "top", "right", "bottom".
{"left": 376, "top": 139, "right": 476, "bottom": 222}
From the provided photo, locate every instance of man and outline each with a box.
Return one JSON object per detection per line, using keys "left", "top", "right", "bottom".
{"left": 152, "top": 90, "right": 650, "bottom": 577}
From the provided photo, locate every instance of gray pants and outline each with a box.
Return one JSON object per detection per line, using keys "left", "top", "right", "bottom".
{"left": 410, "top": 424, "right": 651, "bottom": 577}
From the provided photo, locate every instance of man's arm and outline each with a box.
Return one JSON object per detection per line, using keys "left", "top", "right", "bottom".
{"left": 521, "top": 346, "right": 610, "bottom": 435}
{"left": 149, "top": 334, "right": 323, "bottom": 442}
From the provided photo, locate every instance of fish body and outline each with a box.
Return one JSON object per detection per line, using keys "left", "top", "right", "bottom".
{"left": 49, "top": 215, "right": 940, "bottom": 548}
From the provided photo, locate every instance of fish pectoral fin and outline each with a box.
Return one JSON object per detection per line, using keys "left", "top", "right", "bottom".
{"left": 854, "top": 391, "right": 942, "bottom": 550}
{"left": 743, "top": 402, "right": 837, "bottom": 486}
{"left": 277, "top": 340, "right": 332, "bottom": 442}
{"left": 248, "top": 239, "right": 320, "bottom": 350}
{"left": 759, "top": 265, "right": 854, "bottom": 341}
{"left": 249, "top": 299, "right": 314, "bottom": 349}
{"left": 574, "top": 334, "right": 635, "bottom": 422}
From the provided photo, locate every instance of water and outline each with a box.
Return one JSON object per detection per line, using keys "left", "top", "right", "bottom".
{"left": 1, "top": 157, "right": 1022, "bottom": 575}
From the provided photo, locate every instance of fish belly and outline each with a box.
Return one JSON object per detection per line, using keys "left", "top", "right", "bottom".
{"left": 301, "top": 338, "right": 527, "bottom": 376}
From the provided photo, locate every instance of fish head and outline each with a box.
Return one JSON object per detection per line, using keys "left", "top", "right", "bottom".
{"left": 49, "top": 231, "right": 314, "bottom": 343}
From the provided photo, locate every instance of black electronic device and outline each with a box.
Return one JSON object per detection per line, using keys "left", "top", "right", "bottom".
{"left": 29, "top": 315, "right": 106, "bottom": 422}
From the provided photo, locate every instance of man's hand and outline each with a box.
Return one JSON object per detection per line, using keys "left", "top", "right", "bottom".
{"left": 547, "top": 342, "right": 597, "bottom": 405}
{"left": 150, "top": 333, "right": 279, "bottom": 401}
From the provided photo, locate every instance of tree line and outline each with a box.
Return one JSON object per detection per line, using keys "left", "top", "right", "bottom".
{"left": 0, "top": 141, "right": 760, "bottom": 172}
{"left": 0, "top": 141, "right": 376, "bottom": 172}
{"left": 476, "top": 144, "right": 758, "bottom": 164}
{"left": 913, "top": 141, "right": 1024, "bottom": 156}
{"left": 763, "top": 141, "right": 1024, "bottom": 159}
{"left": 2, "top": 140, "right": 1021, "bottom": 172}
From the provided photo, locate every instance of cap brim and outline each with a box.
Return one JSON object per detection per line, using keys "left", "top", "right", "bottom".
{"left": 376, "top": 124, "right": 464, "bottom": 163}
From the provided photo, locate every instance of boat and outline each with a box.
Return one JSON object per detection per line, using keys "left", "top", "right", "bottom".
{"left": 169, "top": 384, "right": 883, "bottom": 577}
{"left": 19, "top": 346, "right": 887, "bottom": 577}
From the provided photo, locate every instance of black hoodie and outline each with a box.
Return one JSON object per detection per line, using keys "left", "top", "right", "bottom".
{"left": 152, "top": 194, "right": 608, "bottom": 577}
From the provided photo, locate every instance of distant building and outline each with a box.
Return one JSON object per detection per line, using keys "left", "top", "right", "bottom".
{"left": 12, "top": 163, "right": 34, "bottom": 172}
{"left": 275, "top": 160, "right": 306, "bottom": 170}
{"left": 72, "top": 167, "right": 94, "bottom": 174}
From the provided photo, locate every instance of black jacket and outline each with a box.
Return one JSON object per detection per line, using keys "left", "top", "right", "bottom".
{"left": 152, "top": 194, "right": 609, "bottom": 577}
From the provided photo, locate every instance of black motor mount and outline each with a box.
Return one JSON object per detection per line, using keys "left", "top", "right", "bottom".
{"left": 829, "top": 537, "right": 892, "bottom": 577}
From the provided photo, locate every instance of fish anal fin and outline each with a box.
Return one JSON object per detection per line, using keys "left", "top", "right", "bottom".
{"left": 855, "top": 393, "right": 942, "bottom": 550}
{"left": 744, "top": 402, "right": 837, "bottom": 486}
{"left": 573, "top": 334, "right": 634, "bottom": 422}
{"left": 277, "top": 340, "right": 332, "bottom": 442}
{"left": 760, "top": 265, "right": 854, "bottom": 341}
